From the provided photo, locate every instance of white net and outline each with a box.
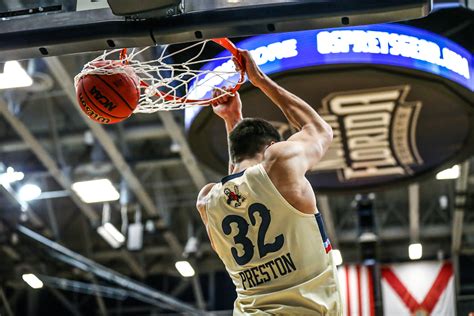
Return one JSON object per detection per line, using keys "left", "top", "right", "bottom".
{"left": 74, "top": 40, "right": 245, "bottom": 112}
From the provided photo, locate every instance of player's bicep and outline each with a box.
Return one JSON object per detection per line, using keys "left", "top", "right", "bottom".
{"left": 195, "top": 183, "right": 218, "bottom": 252}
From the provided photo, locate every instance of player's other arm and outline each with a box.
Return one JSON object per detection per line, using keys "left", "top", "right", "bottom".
{"left": 211, "top": 87, "right": 243, "bottom": 174}
{"left": 239, "top": 49, "right": 333, "bottom": 172}
{"left": 196, "top": 183, "right": 217, "bottom": 250}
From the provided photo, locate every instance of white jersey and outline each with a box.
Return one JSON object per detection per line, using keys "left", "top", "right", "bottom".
{"left": 205, "top": 164, "right": 342, "bottom": 315}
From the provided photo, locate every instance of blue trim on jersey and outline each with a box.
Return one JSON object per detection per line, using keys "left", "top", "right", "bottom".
{"left": 221, "top": 169, "right": 246, "bottom": 184}
{"left": 315, "top": 213, "right": 332, "bottom": 253}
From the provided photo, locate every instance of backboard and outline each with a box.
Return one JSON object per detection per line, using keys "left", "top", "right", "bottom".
{"left": 0, "top": 0, "right": 432, "bottom": 61}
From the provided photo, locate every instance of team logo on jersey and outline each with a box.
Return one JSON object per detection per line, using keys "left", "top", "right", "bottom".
{"left": 224, "top": 185, "right": 246, "bottom": 208}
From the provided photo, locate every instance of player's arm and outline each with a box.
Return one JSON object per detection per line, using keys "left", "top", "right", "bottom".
{"left": 238, "top": 49, "right": 333, "bottom": 173}
{"left": 196, "top": 183, "right": 217, "bottom": 250}
{"left": 211, "top": 87, "right": 243, "bottom": 174}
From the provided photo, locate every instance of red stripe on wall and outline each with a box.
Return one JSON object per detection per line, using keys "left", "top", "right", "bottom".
{"left": 345, "top": 266, "right": 352, "bottom": 316}
{"left": 421, "top": 263, "right": 453, "bottom": 313}
{"left": 356, "top": 266, "right": 363, "bottom": 316}
{"left": 381, "top": 267, "right": 420, "bottom": 312}
{"left": 367, "top": 266, "right": 375, "bottom": 316}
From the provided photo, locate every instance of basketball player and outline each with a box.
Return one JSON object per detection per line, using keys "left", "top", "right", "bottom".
{"left": 196, "top": 49, "right": 341, "bottom": 315}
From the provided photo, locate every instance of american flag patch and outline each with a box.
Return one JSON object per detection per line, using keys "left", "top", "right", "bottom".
{"left": 315, "top": 213, "right": 332, "bottom": 254}
{"left": 323, "top": 239, "right": 332, "bottom": 253}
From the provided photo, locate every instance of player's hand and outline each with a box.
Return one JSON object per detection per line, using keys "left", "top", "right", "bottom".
{"left": 236, "top": 49, "right": 267, "bottom": 87}
{"left": 211, "top": 86, "right": 242, "bottom": 121}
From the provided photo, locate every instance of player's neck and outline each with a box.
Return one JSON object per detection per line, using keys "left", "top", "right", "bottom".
{"left": 232, "top": 155, "right": 263, "bottom": 174}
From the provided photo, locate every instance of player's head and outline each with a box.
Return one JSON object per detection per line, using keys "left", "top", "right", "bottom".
{"left": 229, "top": 118, "right": 282, "bottom": 163}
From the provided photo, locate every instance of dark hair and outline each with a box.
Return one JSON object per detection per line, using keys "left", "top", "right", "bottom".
{"left": 229, "top": 118, "right": 282, "bottom": 163}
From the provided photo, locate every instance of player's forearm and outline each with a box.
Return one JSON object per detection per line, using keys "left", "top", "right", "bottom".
{"left": 256, "top": 76, "right": 330, "bottom": 134}
{"left": 224, "top": 115, "right": 243, "bottom": 135}
{"left": 224, "top": 115, "right": 243, "bottom": 173}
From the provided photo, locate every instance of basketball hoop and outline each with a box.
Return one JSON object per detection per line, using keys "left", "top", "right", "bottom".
{"left": 74, "top": 38, "right": 245, "bottom": 112}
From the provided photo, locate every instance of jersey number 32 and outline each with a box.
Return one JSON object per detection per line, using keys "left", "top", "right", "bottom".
{"left": 222, "top": 203, "right": 284, "bottom": 266}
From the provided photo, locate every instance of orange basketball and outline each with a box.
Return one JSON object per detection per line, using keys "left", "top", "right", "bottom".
{"left": 76, "top": 61, "right": 140, "bottom": 124}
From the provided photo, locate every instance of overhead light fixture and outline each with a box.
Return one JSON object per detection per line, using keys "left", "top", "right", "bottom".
{"left": 332, "top": 249, "right": 343, "bottom": 266}
{"left": 97, "top": 203, "right": 125, "bottom": 249}
{"left": 363, "top": 259, "right": 376, "bottom": 265}
{"left": 97, "top": 223, "right": 125, "bottom": 249}
{"left": 18, "top": 183, "right": 42, "bottom": 201}
{"left": 22, "top": 273, "right": 43, "bottom": 289}
{"left": 436, "top": 165, "right": 460, "bottom": 180}
{"left": 175, "top": 261, "right": 195, "bottom": 277}
{"left": 439, "top": 195, "right": 448, "bottom": 210}
{"left": 0, "top": 61, "right": 33, "bottom": 89}
{"left": 359, "top": 232, "right": 378, "bottom": 243}
{"left": 127, "top": 206, "right": 143, "bottom": 251}
{"left": 127, "top": 222, "right": 143, "bottom": 251}
{"left": 184, "top": 236, "right": 199, "bottom": 256}
{"left": 72, "top": 179, "right": 120, "bottom": 203}
{"left": 0, "top": 166, "right": 24, "bottom": 185}
{"left": 409, "top": 243, "right": 422, "bottom": 260}
{"left": 169, "top": 142, "right": 181, "bottom": 153}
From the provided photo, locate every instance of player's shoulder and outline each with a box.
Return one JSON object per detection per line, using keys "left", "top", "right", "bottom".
{"left": 196, "top": 182, "right": 217, "bottom": 210}
{"left": 263, "top": 140, "right": 305, "bottom": 163}
{"left": 262, "top": 141, "right": 307, "bottom": 184}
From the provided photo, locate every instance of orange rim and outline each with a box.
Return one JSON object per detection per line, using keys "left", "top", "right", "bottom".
{"left": 119, "top": 38, "right": 245, "bottom": 106}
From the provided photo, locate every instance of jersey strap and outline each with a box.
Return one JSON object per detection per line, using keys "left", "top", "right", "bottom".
{"left": 221, "top": 169, "right": 246, "bottom": 184}
{"left": 315, "top": 213, "right": 332, "bottom": 253}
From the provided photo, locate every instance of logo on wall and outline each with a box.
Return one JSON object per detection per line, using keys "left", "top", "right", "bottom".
{"left": 315, "top": 85, "right": 422, "bottom": 182}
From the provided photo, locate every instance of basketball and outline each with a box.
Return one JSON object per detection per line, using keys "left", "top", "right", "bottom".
{"left": 75, "top": 61, "right": 140, "bottom": 124}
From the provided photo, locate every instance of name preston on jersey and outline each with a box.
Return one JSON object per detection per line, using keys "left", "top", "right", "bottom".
{"left": 239, "top": 252, "right": 297, "bottom": 290}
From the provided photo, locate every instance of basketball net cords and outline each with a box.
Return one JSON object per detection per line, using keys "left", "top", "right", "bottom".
{"left": 74, "top": 40, "right": 244, "bottom": 112}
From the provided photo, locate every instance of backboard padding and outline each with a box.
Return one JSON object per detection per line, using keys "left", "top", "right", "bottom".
{"left": 0, "top": 0, "right": 432, "bottom": 61}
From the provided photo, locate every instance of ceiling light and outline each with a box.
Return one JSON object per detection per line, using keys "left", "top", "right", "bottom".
{"left": 363, "top": 259, "right": 376, "bottom": 265}
{"left": 332, "top": 249, "right": 343, "bottom": 266}
{"left": 18, "top": 183, "right": 42, "bottom": 201}
{"left": 127, "top": 222, "right": 143, "bottom": 251}
{"left": 439, "top": 195, "right": 448, "bottom": 210}
{"left": 72, "top": 179, "right": 120, "bottom": 203}
{"left": 170, "top": 142, "right": 181, "bottom": 153}
{"left": 184, "top": 236, "right": 199, "bottom": 256}
{"left": 97, "top": 222, "right": 125, "bottom": 249}
{"left": 0, "top": 166, "right": 24, "bottom": 185}
{"left": 22, "top": 273, "right": 43, "bottom": 289}
{"left": 359, "top": 232, "right": 378, "bottom": 243}
{"left": 97, "top": 203, "right": 125, "bottom": 249}
{"left": 408, "top": 243, "right": 422, "bottom": 260}
{"left": 175, "top": 261, "right": 195, "bottom": 277}
{"left": 0, "top": 61, "right": 33, "bottom": 89}
{"left": 436, "top": 165, "right": 460, "bottom": 180}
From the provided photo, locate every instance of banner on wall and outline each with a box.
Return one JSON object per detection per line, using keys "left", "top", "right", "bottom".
{"left": 338, "top": 265, "right": 375, "bottom": 316}
{"left": 188, "top": 24, "right": 473, "bottom": 102}
{"left": 381, "top": 261, "right": 454, "bottom": 316}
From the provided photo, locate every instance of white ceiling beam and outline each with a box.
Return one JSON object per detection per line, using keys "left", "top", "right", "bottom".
{"left": 452, "top": 161, "right": 470, "bottom": 254}
{"left": 0, "top": 98, "right": 99, "bottom": 223}
{"left": 408, "top": 183, "right": 420, "bottom": 243}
